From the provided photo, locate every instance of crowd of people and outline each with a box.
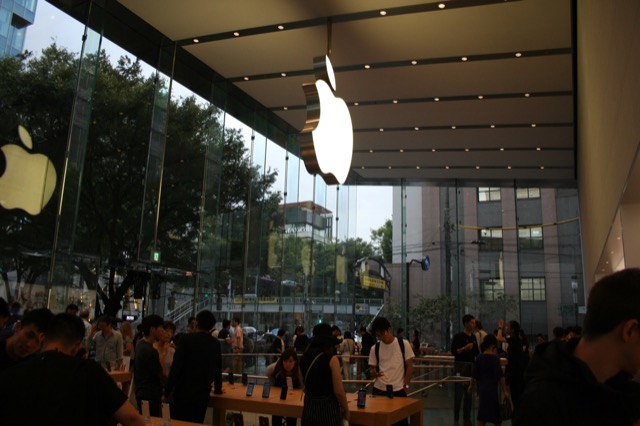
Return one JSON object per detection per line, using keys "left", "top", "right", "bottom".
{"left": 0, "top": 267, "right": 639, "bottom": 425}
{"left": 454, "top": 267, "right": 640, "bottom": 426}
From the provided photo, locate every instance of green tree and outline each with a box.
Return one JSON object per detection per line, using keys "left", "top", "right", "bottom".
{"left": 0, "top": 45, "right": 281, "bottom": 315}
{"left": 409, "top": 294, "right": 462, "bottom": 350}
{"left": 371, "top": 219, "right": 392, "bottom": 262}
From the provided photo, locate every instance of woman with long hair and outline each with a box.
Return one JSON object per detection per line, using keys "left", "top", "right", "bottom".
{"left": 265, "top": 348, "right": 303, "bottom": 426}
{"left": 340, "top": 331, "right": 356, "bottom": 380}
{"left": 300, "top": 323, "right": 350, "bottom": 426}
{"left": 120, "top": 321, "right": 135, "bottom": 358}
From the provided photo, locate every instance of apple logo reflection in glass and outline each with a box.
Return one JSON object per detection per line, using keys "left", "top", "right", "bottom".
{"left": 301, "top": 55, "right": 353, "bottom": 185}
{"left": 0, "top": 126, "right": 57, "bottom": 215}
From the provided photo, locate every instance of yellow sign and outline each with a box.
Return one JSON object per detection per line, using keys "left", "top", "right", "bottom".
{"left": 233, "top": 296, "right": 277, "bottom": 304}
{"left": 362, "top": 275, "right": 386, "bottom": 290}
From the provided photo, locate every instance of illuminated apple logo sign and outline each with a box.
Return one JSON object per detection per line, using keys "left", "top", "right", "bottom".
{"left": 301, "top": 55, "right": 353, "bottom": 185}
{"left": 0, "top": 126, "right": 57, "bottom": 215}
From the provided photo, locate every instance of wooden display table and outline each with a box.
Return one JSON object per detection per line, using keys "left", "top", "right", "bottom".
{"left": 108, "top": 370, "right": 132, "bottom": 395}
{"left": 209, "top": 384, "right": 423, "bottom": 426}
{"left": 148, "top": 416, "right": 205, "bottom": 425}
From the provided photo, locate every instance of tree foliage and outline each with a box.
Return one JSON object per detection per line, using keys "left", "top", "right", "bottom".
{"left": 370, "top": 219, "right": 392, "bottom": 262}
{"left": 0, "top": 45, "right": 281, "bottom": 315}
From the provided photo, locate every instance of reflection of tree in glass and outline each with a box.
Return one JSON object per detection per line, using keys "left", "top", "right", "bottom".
{"left": 0, "top": 45, "right": 281, "bottom": 315}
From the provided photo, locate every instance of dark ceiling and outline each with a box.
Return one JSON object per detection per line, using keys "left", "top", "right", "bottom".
{"left": 51, "top": 0, "right": 575, "bottom": 187}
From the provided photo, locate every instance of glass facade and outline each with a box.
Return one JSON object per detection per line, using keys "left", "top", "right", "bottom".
{"left": 0, "top": 0, "right": 36, "bottom": 57}
{"left": 393, "top": 185, "right": 583, "bottom": 350}
{"left": 0, "top": 2, "right": 583, "bottom": 350}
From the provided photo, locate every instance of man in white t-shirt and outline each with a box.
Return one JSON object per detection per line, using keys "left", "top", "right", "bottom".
{"left": 369, "top": 316, "right": 414, "bottom": 426}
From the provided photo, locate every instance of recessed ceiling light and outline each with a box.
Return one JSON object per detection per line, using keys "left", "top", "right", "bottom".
{"left": 388, "top": 166, "right": 392, "bottom": 169}
{"left": 438, "top": 3, "right": 446, "bottom": 9}
{"left": 380, "top": 10, "right": 387, "bottom": 16}
{"left": 540, "top": 166, "right": 545, "bottom": 170}
{"left": 277, "top": 25, "right": 285, "bottom": 30}
{"left": 536, "top": 147, "right": 541, "bottom": 151}
{"left": 283, "top": 107, "right": 288, "bottom": 111}
{"left": 364, "top": 64, "right": 371, "bottom": 69}
{"left": 411, "top": 60, "right": 417, "bottom": 65}
{"left": 369, "top": 149, "right": 373, "bottom": 153}
{"left": 524, "top": 93, "right": 531, "bottom": 97}
{"left": 354, "top": 102, "right": 359, "bottom": 106}
{"left": 233, "top": 31, "right": 240, "bottom": 37}
{"left": 500, "top": 147, "right": 505, "bottom": 151}
{"left": 515, "top": 52, "right": 522, "bottom": 57}
{"left": 445, "top": 166, "right": 450, "bottom": 169}
{"left": 416, "top": 166, "right": 421, "bottom": 169}
{"left": 281, "top": 72, "right": 287, "bottom": 77}
{"left": 490, "top": 124, "right": 496, "bottom": 128}
{"left": 361, "top": 166, "right": 365, "bottom": 169}
{"left": 414, "top": 127, "right": 420, "bottom": 131}
{"left": 432, "top": 148, "right": 436, "bottom": 152}
{"left": 193, "top": 38, "right": 199, "bottom": 43}
{"left": 461, "top": 56, "right": 468, "bottom": 62}
{"left": 531, "top": 123, "right": 537, "bottom": 128}
{"left": 507, "top": 166, "right": 512, "bottom": 169}
{"left": 243, "top": 76, "right": 249, "bottom": 81}
{"left": 379, "top": 128, "right": 384, "bottom": 132}
{"left": 451, "top": 125, "right": 457, "bottom": 129}
{"left": 477, "top": 95, "right": 484, "bottom": 100}
{"left": 399, "top": 149, "right": 404, "bottom": 153}
{"left": 393, "top": 100, "right": 398, "bottom": 104}
{"left": 434, "top": 97, "right": 440, "bottom": 102}
{"left": 476, "top": 166, "right": 480, "bottom": 169}
{"left": 465, "top": 148, "right": 470, "bottom": 152}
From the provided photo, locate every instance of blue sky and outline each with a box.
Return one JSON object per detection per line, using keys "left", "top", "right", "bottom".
{"left": 23, "top": 1, "right": 392, "bottom": 241}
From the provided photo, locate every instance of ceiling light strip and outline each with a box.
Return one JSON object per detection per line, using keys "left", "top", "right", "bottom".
{"left": 176, "top": 0, "right": 525, "bottom": 46}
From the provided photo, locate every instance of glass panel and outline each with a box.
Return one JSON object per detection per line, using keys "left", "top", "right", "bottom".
{"left": 47, "top": 24, "right": 102, "bottom": 313}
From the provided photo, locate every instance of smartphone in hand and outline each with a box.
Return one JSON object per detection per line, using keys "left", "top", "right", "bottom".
{"left": 386, "top": 384, "right": 394, "bottom": 399}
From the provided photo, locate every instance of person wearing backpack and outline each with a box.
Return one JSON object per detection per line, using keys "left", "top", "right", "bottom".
{"left": 369, "top": 317, "right": 415, "bottom": 426}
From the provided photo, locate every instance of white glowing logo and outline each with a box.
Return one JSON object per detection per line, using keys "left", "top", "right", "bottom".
{"left": 301, "top": 55, "right": 353, "bottom": 185}
{"left": 0, "top": 126, "right": 57, "bottom": 215}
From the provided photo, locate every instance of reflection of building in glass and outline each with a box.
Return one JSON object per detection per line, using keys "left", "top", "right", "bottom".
{"left": 392, "top": 186, "right": 583, "bottom": 344}
{"left": 0, "top": 0, "right": 37, "bottom": 57}
{"left": 281, "top": 201, "right": 333, "bottom": 241}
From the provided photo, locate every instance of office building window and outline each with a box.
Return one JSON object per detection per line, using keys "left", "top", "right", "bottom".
{"left": 481, "top": 278, "right": 504, "bottom": 302}
{"left": 478, "top": 228, "right": 503, "bottom": 251}
{"left": 520, "top": 277, "right": 546, "bottom": 301}
{"left": 478, "top": 187, "right": 501, "bottom": 202}
{"left": 516, "top": 188, "right": 540, "bottom": 199}
{"left": 518, "top": 226, "right": 543, "bottom": 249}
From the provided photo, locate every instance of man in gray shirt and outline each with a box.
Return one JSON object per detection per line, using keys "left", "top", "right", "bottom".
{"left": 93, "top": 316, "right": 123, "bottom": 370}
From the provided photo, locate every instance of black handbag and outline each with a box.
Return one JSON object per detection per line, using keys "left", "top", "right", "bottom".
{"left": 500, "top": 397, "right": 513, "bottom": 421}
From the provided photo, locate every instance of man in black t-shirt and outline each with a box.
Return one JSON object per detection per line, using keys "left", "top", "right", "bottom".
{"left": 450, "top": 314, "right": 479, "bottom": 426}
{"left": 165, "top": 310, "right": 223, "bottom": 423}
{"left": 0, "top": 313, "right": 143, "bottom": 426}
{"left": 134, "top": 314, "right": 164, "bottom": 417}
